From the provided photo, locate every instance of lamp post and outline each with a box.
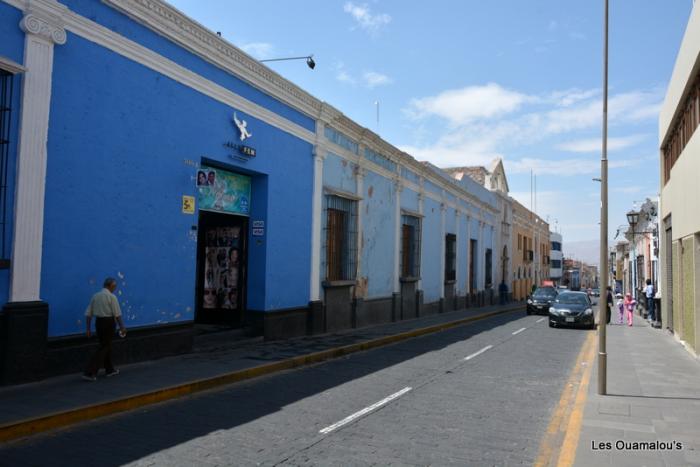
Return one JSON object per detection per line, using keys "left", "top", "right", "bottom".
{"left": 259, "top": 55, "right": 316, "bottom": 69}
{"left": 626, "top": 210, "right": 640, "bottom": 301}
{"left": 598, "top": 0, "right": 609, "bottom": 396}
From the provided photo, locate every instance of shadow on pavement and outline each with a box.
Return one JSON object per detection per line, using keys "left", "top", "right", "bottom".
{"left": 0, "top": 310, "right": 530, "bottom": 466}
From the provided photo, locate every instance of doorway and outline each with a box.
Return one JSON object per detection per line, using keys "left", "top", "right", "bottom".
{"left": 195, "top": 210, "right": 248, "bottom": 326}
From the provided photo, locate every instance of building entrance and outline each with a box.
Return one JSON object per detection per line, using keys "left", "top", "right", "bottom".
{"left": 195, "top": 210, "right": 247, "bottom": 325}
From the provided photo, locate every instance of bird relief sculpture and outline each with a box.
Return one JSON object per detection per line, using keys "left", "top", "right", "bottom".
{"left": 233, "top": 112, "right": 252, "bottom": 141}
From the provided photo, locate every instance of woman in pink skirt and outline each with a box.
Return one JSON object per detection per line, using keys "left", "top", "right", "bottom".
{"left": 623, "top": 293, "right": 636, "bottom": 326}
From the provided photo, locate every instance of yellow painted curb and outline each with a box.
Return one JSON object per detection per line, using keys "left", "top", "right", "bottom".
{"left": 535, "top": 330, "right": 597, "bottom": 467}
{"left": 0, "top": 305, "right": 524, "bottom": 443}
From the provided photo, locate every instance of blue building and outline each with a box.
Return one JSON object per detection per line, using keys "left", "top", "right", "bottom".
{"left": 0, "top": 0, "right": 506, "bottom": 384}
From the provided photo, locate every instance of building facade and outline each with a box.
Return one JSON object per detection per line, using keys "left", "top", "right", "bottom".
{"left": 550, "top": 232, "right": 563, "bottom": 286}
{"left": 659, "top": 1, "right": 700, "bottom": 356}
{"left": 0, "top": 0, "right": 507, "bottom": 384}
{"left": 510, "top": 198, "right": 549, "bottom": 300}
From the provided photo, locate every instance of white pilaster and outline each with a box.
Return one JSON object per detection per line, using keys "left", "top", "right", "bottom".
{"left": 393, "top": 178, "right": 402, "bottom": 293}
{"left": 417, "top": 190, "right": 424, "bottom": 290}
{"left": 310, "top": 129, "right": 326, "bottom": 301}
{"left": 477, "top": 221, "right": 485, "bottom": 290}
{"left": 466, "top": 215, "right": 471, "bottom": 293}
{"left": 454, "top": 210, "right": 461, "bottom": 295}
{"left": 10, "top": 2, "right": 67, "bottom": 302}
{"left": 355, "top": 163, "right": 365, "bottom": 285}
{"left": 439, "top": 194, "right": 446, "bottom": 299}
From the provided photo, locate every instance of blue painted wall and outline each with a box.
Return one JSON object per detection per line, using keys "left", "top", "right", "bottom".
{"left": 59, "top": 0, "right": 315, "bottom": 133}
{"left": 361, "top": 170, "right": 395, "bottom": 298}
{"left": 421, "top": 197, "right": 442, "bottom": 303}
{"left": 323, "top": 152, "right": 356, "bottom": 194}
{"left": 400, "top": 188, "right": 419, "bottom": 213}
{"left": 41, "top": 32, "right": 312, "bottom": 336}
{"left": 0, "top": 2, "right": 25, "bottom": 306}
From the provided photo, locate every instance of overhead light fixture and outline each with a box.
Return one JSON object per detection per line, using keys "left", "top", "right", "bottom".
{"left": 260, "top": 55, "right": 316, "bottom": 70}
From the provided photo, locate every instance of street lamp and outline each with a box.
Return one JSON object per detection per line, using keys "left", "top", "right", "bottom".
{"left": 626, "top": 210, "right": 639, "bottom": 301}
{"left": 597, "top": 0, "right": 609, "bottom": 396}
{"left": 259, "top": 55, "right": 316, "bottom": 69}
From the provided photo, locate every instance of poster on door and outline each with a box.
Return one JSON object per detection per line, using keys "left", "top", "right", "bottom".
{"left": 202, "top": 226, "right": 240, "bottom": 310}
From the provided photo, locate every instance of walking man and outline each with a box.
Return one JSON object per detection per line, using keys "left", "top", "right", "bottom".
{"left": 644, "top": 279, "right": 655, "bottom": 324}
{"left": 83, "top": 278, "right": 127, "bottom": 381}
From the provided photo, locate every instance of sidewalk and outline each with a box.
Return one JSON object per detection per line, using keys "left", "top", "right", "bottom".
{"left": 0, "top": 301, "right": 523, "bottom": 443}
{"left": 574, "top": 317, "right": 700, "bottom": 466}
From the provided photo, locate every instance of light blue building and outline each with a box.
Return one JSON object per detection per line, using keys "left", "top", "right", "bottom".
{"left": 0, "top": 0, "right": 506, "bottom": 384}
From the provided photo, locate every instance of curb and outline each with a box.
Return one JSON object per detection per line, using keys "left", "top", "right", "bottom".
{"left": 0, "top": 304, "right": 523, "bottom": 443}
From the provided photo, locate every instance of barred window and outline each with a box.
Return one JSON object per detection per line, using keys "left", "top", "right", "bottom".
{"left": 0, "top": 70, "right": 15, "bottom": 266}
{"left": 485, "top": 248, "right": 492, "bottom": 289}
{"left": 324, "top": 195, "right": 357, "bottom": 281}
{"left": 551, "top": 259, "right": 562, "bottom": 269}
{"left": 401, "top": 214, "right": 421, "bottom": 278}
{"left": 445, "top": 234, "right": 456, "bottom": 281}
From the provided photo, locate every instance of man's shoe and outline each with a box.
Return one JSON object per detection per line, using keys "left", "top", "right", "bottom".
{"left": 82, "top": 374, "right": 97, "bottom": 382}
{"left": 105, "top": 369, "right": 120, "bottom": 377}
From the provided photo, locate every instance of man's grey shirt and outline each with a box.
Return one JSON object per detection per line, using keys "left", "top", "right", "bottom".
{"left": 85, "top": 288, "right": 122, "bottom": 318}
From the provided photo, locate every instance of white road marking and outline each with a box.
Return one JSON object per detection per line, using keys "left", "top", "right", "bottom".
{"left": 319, "top": 387, "right": 412, "bottom": 435}
{"left": 536, "top": 318, "right": 546, "bottom": 323}
{"left": 464, "top": 345, "right": 493, "bottom": 361}
{"left": 512, "top": 327, "right": 527, "bottom": 335}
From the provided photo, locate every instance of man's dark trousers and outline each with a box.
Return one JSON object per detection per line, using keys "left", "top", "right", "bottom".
{"left": 86, "top": 317, "right": 116, "bottom": 376}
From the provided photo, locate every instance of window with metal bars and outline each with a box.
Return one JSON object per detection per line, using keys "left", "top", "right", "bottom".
{"left": 324, "top": 195, "right": 357, "bottom": 281}
{"left": 445, "top": 234, "right": 456, "bottom": 281}
{"left": 485, "top": 248, "right": 492, "bottom": 289}
{"left": 400, "top": 214, "right": 421, "bottom": 278}
{"left": 0, "top": 70, "right": 14, "bottom": 267}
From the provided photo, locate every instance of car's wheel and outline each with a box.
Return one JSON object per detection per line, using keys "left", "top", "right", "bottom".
{"left": 548, "top": 321, "right": 554, "bottom": 328}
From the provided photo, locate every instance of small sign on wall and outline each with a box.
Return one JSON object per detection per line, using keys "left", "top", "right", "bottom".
{"left": 252, "top": 228, "right": 264, "bottom": 236}
{"left": 182, "top": 195, "right": 195, "bottom": 214}
{"left": 252, "top": 220, "right": 264, "bottom": 228}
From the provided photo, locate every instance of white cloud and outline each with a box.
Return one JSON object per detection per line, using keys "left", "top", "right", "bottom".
{"left": 336, "top": 70, "right": 356, "bottom": 85}
{"left": 362, "top": 71, "right": 392, "bottom": 88}
{"left": 549, "top": 88, "right": 599, "bottom": 107}
{"left": 556, "top": 134, "right": 648, "bottom": 153}
{"left": 506, "top": 157, "right": 636, "bottom": 177}
{"left": 405, "top": 83, "right": 531, "bottom": 125}
{"left": 544, "top": 89, "right": 663, "bottom": 134}
{"left": 240, "top": 42, "right": 274, "bottom": 59}
{"left": 344, "top": 2, "right": 391, "bottom": 33}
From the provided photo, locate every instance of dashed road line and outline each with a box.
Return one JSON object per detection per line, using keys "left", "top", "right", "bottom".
{"left": 464, "top": 345, "right": 493, "bottom": 361}
{"left": 537, "top": 318, "right": 546, "bottom": 323}
{"left": 512, "top": 327, "right": 527, "bottom": 335}
{"left": 319, "top": 387, "right": 412, "bottom": 435}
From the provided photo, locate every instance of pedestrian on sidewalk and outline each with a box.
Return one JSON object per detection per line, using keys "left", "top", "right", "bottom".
{"left": 83, "top": 278, "right": 127, "bottom": 381}
{"left": 623, "top": 292, "right": 636, "bottom": 326}
{"left": 616, "top": 293, "right": 624, "bottom": 324}
{"left": 644, "top": 279, "right": 655, "bottom": 323}
{"left": 605, "top": 286, "right": 613, "bottom": 324}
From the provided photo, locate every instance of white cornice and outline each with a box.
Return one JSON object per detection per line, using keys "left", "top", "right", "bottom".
{"left": 102, "top": 0, "right": 322, "bottom": 119}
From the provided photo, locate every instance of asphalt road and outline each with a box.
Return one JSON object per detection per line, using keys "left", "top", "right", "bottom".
{"left": 0, "top": 311, "right": 589, "bottom": 467}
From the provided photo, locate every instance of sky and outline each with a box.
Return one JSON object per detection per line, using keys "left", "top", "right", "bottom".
{"left": 168, "top": 0, "right": 693, "bottom": 247}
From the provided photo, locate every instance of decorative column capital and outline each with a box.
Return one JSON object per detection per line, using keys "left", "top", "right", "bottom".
{"left": 393, "top": 177, "right": 403, "bottom": 193}
{"left": 20, "top": 1, "right": 68, "bottom": 45}
{"left": 312, "top": 147, "right": 327, "bottom": 162}
{"left": 354, "top": 164, "right": 366, "bottom": 179}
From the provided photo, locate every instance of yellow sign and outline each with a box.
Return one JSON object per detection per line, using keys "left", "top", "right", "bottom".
{"left": 182, "top": 195, "right": 195, "bottom": 214}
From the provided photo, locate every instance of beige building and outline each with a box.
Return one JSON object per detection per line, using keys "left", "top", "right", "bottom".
{"left": 659, "top": 2, "right": 700, "bottom": 355}
{"left": 511, "top": 198, "right": 550, "bottom": 300}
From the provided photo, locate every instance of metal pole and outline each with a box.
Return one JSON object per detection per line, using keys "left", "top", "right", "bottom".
{"left": 598, "top": 0, "right": 609, "bottom": 396}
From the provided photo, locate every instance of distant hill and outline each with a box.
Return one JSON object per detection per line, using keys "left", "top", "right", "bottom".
{"left": 564, "top": 239, "right": 600, "bottom": 267}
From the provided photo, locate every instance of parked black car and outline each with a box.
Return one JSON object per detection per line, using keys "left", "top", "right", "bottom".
{"left": 548, "top": 291, "right": 595, "bottom": 329}
{"left": 526, "top": 286, "right": 558, "bottom": 315}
